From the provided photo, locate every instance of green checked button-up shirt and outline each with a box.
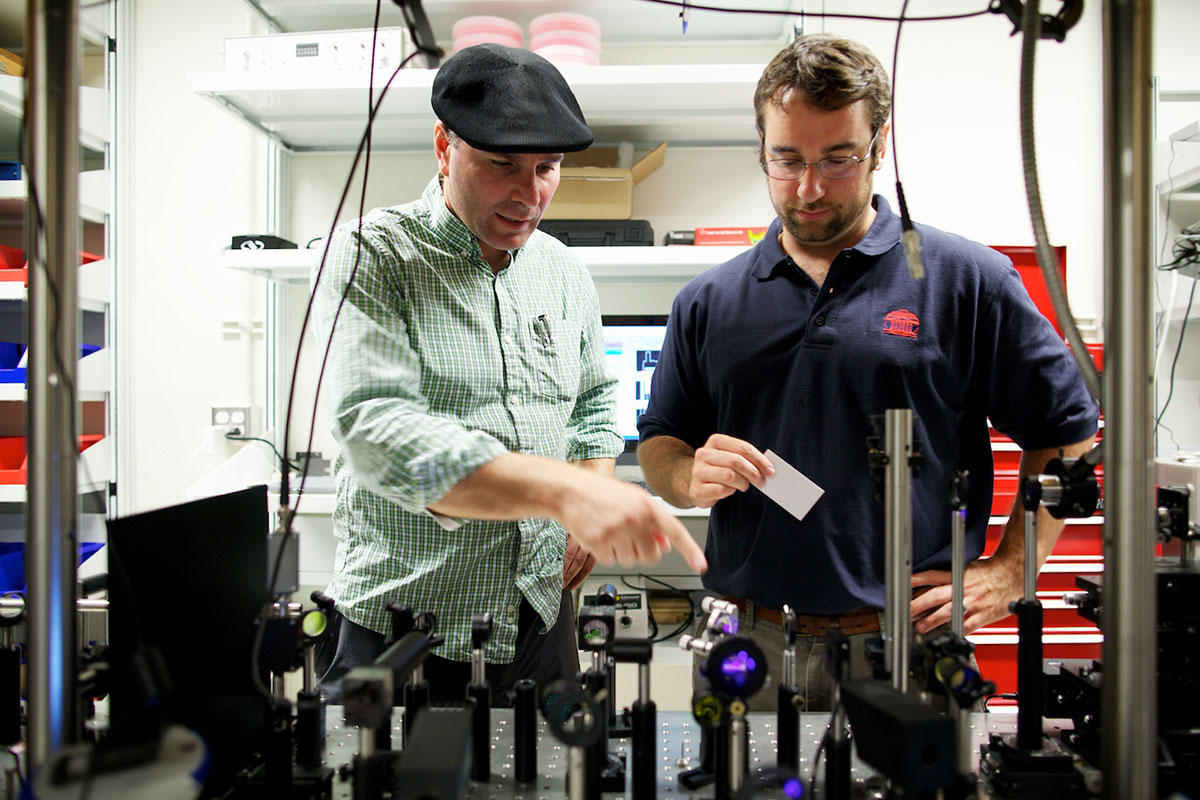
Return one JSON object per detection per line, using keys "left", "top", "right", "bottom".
{"left": 312, "top": 176, "right": 622, "bottom": 664}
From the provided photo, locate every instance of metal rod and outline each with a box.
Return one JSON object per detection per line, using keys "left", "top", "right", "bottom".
{"left": 1101, "top": 0, "right": 1157, "bottom": 796}
{"left": 568, "top": 745, "right": 588, "bottom": 800}
{"left": 0, "top": 597, "right": 105, "bottom": 612}
{"left": 951, "top": 506, "right": 966, "bottom": 638}
{"left": 303, "top": 645, "right": 316, "bottom": 693}
{"left": 826, "top": 694, "right": 851, "bottom": 800}
{"left": 955, "top": 701, "right": 972, "bottom": 777}
{"left": 1024, "top": 508, "right": 1038, "bottom": 600}
{"left": 728, "top": 714, "right": 746, "bottom": 795}
{"left": 638, "top": 662, "right": 650, "bottom": 702}
{"left": 884, "top": 408, "right": 914, "bottom": 693}
{"left": 471, "top": 646, "right": 485, "bottom": 686}
{"left": 26, "top": 0, "right": 81, "bottom": 768}
{"left": 831, "top": 682, "right": 847, "bottom": 746}
{"left": 358, "top": 727, "right": 375, "bottom": 761}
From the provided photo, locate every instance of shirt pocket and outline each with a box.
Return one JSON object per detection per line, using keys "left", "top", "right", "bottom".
{"left": 531, "top": 317, "right": 582, "bottom": 402}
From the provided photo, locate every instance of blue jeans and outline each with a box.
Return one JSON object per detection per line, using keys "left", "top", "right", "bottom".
{"left": 316, "top": 588, "right": 579, "bottom": 706}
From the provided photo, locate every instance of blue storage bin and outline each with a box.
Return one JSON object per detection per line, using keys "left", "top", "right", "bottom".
{"left": 0, "top": 541, "right": 105, "bottom": 593}
{"left": 0, "top": 342, "right": 102, "bottom": 384}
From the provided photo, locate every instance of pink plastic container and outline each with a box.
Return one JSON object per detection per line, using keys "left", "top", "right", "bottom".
{"left": 451, "top": 15, "right": 523, "bottom": 49}
{"left": 529, "top": 30, "right": 601, "bottom": 57}
{"left": 528, "top": 12, "right": 601, "bottom": 40}
{"left": 532, "top": 44, "right": 600, "bottom": 67}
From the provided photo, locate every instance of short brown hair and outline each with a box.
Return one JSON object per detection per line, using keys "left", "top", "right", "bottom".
{"left": 754, "top": 34, "right": 891, "bottom": 156}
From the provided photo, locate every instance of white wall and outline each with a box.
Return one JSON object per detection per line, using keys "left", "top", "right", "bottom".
{"left": 123, "top": 0, "right": 1200, "bottom": 506}
{"left": 123, "top": 0, "right": 265, "bottom": 512}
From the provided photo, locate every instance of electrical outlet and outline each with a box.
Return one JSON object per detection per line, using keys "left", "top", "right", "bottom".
{"left": 211, "top": 404, "right": 254, "bottom": 437}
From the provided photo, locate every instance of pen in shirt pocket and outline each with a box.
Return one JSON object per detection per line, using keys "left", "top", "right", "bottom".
{"left": 535, "top": 314, "right": 554, "bottom": 347}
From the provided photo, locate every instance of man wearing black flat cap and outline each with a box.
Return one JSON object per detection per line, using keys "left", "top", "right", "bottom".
{"left": 312, "top": 44, "right": 707, "bottom": 705}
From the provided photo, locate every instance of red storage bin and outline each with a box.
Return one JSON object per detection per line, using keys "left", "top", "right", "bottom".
{"left": 990, "top": 244, "right": 1067, "bottom": 336}
{"left": 0, "top": 437, "right": 25, "bottom": 484}
{"left": 0, "top": 435, "right": 105, "bottom": 485}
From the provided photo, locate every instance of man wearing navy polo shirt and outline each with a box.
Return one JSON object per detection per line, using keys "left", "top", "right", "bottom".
{"left": 638, "top": 34, "right": 1098, "bottom": 711}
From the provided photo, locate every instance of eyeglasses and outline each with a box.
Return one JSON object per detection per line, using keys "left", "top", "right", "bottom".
{"left": 762, "top": 131, "right": 880, "bottom": 181}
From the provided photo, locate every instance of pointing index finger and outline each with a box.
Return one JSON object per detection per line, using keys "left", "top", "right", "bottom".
{"left": 651, "top": 502, "right": 707, "bottom": 574}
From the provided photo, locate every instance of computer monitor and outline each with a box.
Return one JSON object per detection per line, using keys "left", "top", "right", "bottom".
{"left": 106, "top": 485, "right": 270, "bottom": 792}
{"left": 601, "top": 314, "right": 669, "bottom": 464}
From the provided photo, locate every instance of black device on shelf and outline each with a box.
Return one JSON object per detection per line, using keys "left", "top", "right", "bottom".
{"left": 231, "top": 234, "right": 298, "bottom": 250}
{"left": 537, "top": 219, "right": 654, "bottom": 247}
{"left": 663, "top": 230, "right": 695, "bottom": 246}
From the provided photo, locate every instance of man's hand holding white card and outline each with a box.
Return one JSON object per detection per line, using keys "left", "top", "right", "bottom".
{"left": 687, "top": 434, "right": 823, "bottom": 522}
{"left": 759, "top": 448, "right": 825, "bottom": 522}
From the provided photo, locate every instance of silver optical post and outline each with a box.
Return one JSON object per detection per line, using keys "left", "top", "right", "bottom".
{"left": 883, "top": 408, "right": 917, "bottom": 693}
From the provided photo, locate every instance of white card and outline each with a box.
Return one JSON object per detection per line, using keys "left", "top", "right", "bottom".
{"left": 759, "top": 449, "right": 825, "bottom": 522}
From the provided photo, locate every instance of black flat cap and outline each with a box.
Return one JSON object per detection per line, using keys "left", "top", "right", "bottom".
{"left": 432, "top": 43, "right": 593, "bottom": 153}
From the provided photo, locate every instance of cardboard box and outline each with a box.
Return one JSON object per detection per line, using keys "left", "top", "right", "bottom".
{"left": 544, "top": 142, "right": 666, "bottom": 220}
{"left": 0, "top": 48, "right": 23, "bottom": 78}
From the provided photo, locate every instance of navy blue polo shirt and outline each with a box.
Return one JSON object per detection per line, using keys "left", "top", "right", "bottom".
{"left": 639, "top": 196, "right": 1099, "bottom": 613}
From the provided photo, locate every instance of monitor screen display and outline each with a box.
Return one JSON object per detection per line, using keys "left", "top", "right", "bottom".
{"left": 601, "top": 314, "right": 669, "bottom": 449}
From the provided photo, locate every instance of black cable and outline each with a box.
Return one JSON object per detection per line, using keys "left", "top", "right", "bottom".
{"left": 254, "top": 0, "right": 412, "bottom": 703}
{"left": 1154, "top": 274, "right": 1198, "bottom": 435}
{"left": 635, "top": 0, "right": 991, "bottom": 24}
{"left": 224, "top": 434, "right": 301, "bottom": 471}
{"left": 22, "top": 152, "right": 80, "bottom": 412}
{"left": 1161, "top": 221, "right": 1200, "bottom": 272}
{"left": 1153, "top": 143, "right": 1178, "bottom": 356}
{"left": 1157, "top": 141, "right": 1178, "bottom": 272}
{"left": 279, "top": 19, "right": 418, "bottom": 517}
{"left": 20, "top": 121, "right": 105, "bottom": 508}
{"left": 619, "top": 576, "right": 660, "bottom": 638}
{"left": 984, "top": 691, "right": 1018, "bottom": 708}
{"left": 807, "top": 694, "right": 842, "bottom": 799}
{"left": 295, "top": 0, "right": 383, "bottom": 512}
{"left": 619, "top": 573, "right": 696, "bottom": 642}
{"left": 20, "top": 74, "right": 121, "bottom": 775}
{"left": 889, "top": 0, "right": 909, "bottom": 174}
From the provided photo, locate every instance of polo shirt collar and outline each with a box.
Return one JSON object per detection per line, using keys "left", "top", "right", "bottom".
{"left": 750, "top": 194, "right": 903, "bottom": 280}
{"left": 424, "top": 175, "right": 484, "bottom": 259}
{"left": 856, "top": 195, "right": 903, "bottom": 257}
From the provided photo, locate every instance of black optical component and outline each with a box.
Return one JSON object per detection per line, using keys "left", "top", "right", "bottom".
{"left": 706, "top": 637, "right": 768, "bottom": 699}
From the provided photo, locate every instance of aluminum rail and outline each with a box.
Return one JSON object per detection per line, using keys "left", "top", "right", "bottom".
{"left": 26, "top": 0, "right": 82, "bottom": 768}
{"left": 884, "top": 408, "right": 914, "bottom": 693}
{"left": 1101, "top": 0, "right": 1157, "bottom": 796}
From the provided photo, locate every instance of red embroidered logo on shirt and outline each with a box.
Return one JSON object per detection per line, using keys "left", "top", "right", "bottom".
{"left": 882, "top": 309, "right": 920, "bottom": 339}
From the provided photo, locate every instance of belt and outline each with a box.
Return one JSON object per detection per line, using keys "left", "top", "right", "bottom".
{"left": 722, "top": 597, "right": 881, "bottom": 636}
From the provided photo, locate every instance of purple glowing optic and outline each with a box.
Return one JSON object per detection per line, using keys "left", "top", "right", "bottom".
{"left": 719, "top": 615, "right": 739, "bottom": 635}
{"left": 719, "top": 649, "right": 757, "bottom": 687}
{"left": 784, "top": 777, "right": 804, "bottom": 798}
